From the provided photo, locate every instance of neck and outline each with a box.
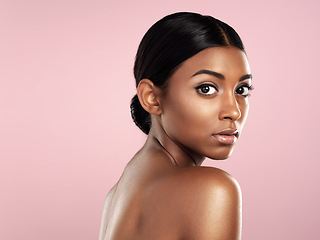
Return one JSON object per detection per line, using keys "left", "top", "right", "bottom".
{"left": 146, "top": 116, "right": 206, "bottom": 167}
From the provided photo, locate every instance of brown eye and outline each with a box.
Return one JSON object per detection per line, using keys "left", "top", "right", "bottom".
{"left": 196, "top": 84, "right": 217, "bottom": 95}
{"left": 236, "top": 85, "right": 251, "bottom": 96}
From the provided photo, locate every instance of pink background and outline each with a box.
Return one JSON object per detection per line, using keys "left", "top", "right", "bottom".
{"left": 1, "top": 0, "right": 319, "bottom": 239}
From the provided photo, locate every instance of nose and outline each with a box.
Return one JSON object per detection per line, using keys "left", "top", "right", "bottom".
{"left": 218, "top": 93, "right": 241, "bottom": 121}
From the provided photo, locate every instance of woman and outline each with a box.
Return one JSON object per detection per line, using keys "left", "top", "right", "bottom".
{"left": 99, "top": 12, "right": 253, "bottom": 240}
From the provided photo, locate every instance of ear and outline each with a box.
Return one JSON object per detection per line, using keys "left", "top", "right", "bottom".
{"left": 137, "top": 79, "right": 163, "bottom": 115}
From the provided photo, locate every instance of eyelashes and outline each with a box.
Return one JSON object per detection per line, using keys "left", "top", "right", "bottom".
{"left": 236, "top": 84, "right": 254, "bottom": 97}
{"left": 195, "top": 84, "right": 217, "bottom": 95}
{"left": 195, "top": 84, "right": 254, "bottom": 97}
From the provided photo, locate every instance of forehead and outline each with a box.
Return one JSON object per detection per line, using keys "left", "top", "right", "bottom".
{"left": 170, "top": 46, "right": 251, "bottom": 80}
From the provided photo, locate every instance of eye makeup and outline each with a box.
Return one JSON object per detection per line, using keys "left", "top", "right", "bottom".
{"left": 195, "top": 84, "right": 218, "bottom": 96}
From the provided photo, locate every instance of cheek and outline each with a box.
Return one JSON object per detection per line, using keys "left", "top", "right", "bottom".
{"left": 239, "top": 99, "right": 249, "bottom": 125}
{"left": 162, "top": 93, "right": 219, "bottom": 139}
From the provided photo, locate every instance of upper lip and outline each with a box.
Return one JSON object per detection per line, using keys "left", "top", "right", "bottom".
{"left": 214, "top": 129, "right": 239, "bottom": 137}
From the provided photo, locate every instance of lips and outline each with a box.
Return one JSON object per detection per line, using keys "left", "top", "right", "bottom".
{"left": 212, "top": 129, "right": 239, "bottom": 144}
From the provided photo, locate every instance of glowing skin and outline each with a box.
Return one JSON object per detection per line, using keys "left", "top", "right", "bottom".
{"left": 99, "top": 46, "right": 251, "bottom": 240}
{"left": 158, "top": 46, "right": 252, "bottom": 164}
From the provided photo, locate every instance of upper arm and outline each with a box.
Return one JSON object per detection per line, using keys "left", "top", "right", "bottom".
{"left": 177, "top": 168, "right": 242, "bottom": 240}
{"left": 98, "top": 185, "right": 117, "bottom": 240}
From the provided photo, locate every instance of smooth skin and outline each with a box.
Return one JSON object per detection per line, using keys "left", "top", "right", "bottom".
{"left": 99, "top": 46, "right": 252, "bottom": 240}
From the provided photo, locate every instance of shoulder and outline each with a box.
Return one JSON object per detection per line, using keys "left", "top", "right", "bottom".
{"left": 98, "top": 184, "right": 118, "bottom": 240}
{"left": 157, "top": 167, "right": 242, "bottom": 239}
{"left": 170, "top": 166, "right": 241, "bottom": 199}
{"left": 179, "top": 166, "right": 239, "bottom": 185}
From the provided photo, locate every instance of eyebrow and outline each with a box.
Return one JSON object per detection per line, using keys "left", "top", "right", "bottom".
{"left": 191, "top": 69, "right": 252, "bottom": 82}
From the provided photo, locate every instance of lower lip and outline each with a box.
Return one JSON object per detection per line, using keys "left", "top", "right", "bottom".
{"left": 213, "top": 134, "right": 237, "bottom": 144}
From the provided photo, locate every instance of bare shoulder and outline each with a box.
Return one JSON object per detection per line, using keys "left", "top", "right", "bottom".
{"left": 98, "top": 184, "right": 118, "bottom": 240}
{"left": 157, "top": 167, "right": 242, "bottom": 240}
{"left": 179, "top": 166, "right": 241, "bottom": 193}
{"left": 166, "top": 166, "right": 241, "bottom": 200}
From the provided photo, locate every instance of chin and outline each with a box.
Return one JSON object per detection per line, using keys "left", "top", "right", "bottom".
{"left": 213, "top": 155, "right": 230, "bottom": 160}
{"left": 208, "top": 155, "right": 230, "bottom": 161}
{"left": 207, "top": 147, "right": 235, "bottom": 160}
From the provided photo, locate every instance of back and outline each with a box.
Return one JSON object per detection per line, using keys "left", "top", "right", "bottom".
{"left": 99, "top": 148, "right": 242, "bottom": 240}
{"left": 99, "top": 148, "right": 180, "bottom": 240}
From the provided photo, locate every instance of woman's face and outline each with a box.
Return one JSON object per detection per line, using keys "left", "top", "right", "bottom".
{"left": 159, "top": 46, "right": 252, "bottom": 160}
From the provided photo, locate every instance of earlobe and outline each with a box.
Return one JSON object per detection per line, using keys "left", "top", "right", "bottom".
{"left": 137, "top": 79, "right": 163, "bottom": 115}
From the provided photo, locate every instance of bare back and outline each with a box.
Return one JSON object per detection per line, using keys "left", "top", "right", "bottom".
{"left": 99, "top": 145, "right": 180, "bottom": 240}
{"left": 99, "top": 141, "right": 241, "bottom": 240}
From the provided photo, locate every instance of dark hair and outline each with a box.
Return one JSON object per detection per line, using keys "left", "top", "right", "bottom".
{"left": 130, "top": 12, "right": 245, "bottom": 134}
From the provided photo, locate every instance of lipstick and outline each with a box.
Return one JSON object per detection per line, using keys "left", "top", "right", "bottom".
{"left": 212, "top": 129, "right": 238, "bottom": 144}
{"left": 213, "top": 134, "right": 237, "bottom": 144}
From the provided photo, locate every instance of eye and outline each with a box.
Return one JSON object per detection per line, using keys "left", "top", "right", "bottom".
{"left": 196, "top": 84, "right": 218, "bottom": 96}
{"left": 236, "top": 85, "right": 254, "bottom": 97}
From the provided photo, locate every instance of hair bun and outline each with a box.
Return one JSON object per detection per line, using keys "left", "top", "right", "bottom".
{"left": 130, "top": 94, "right": 151, "bottom": 134}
